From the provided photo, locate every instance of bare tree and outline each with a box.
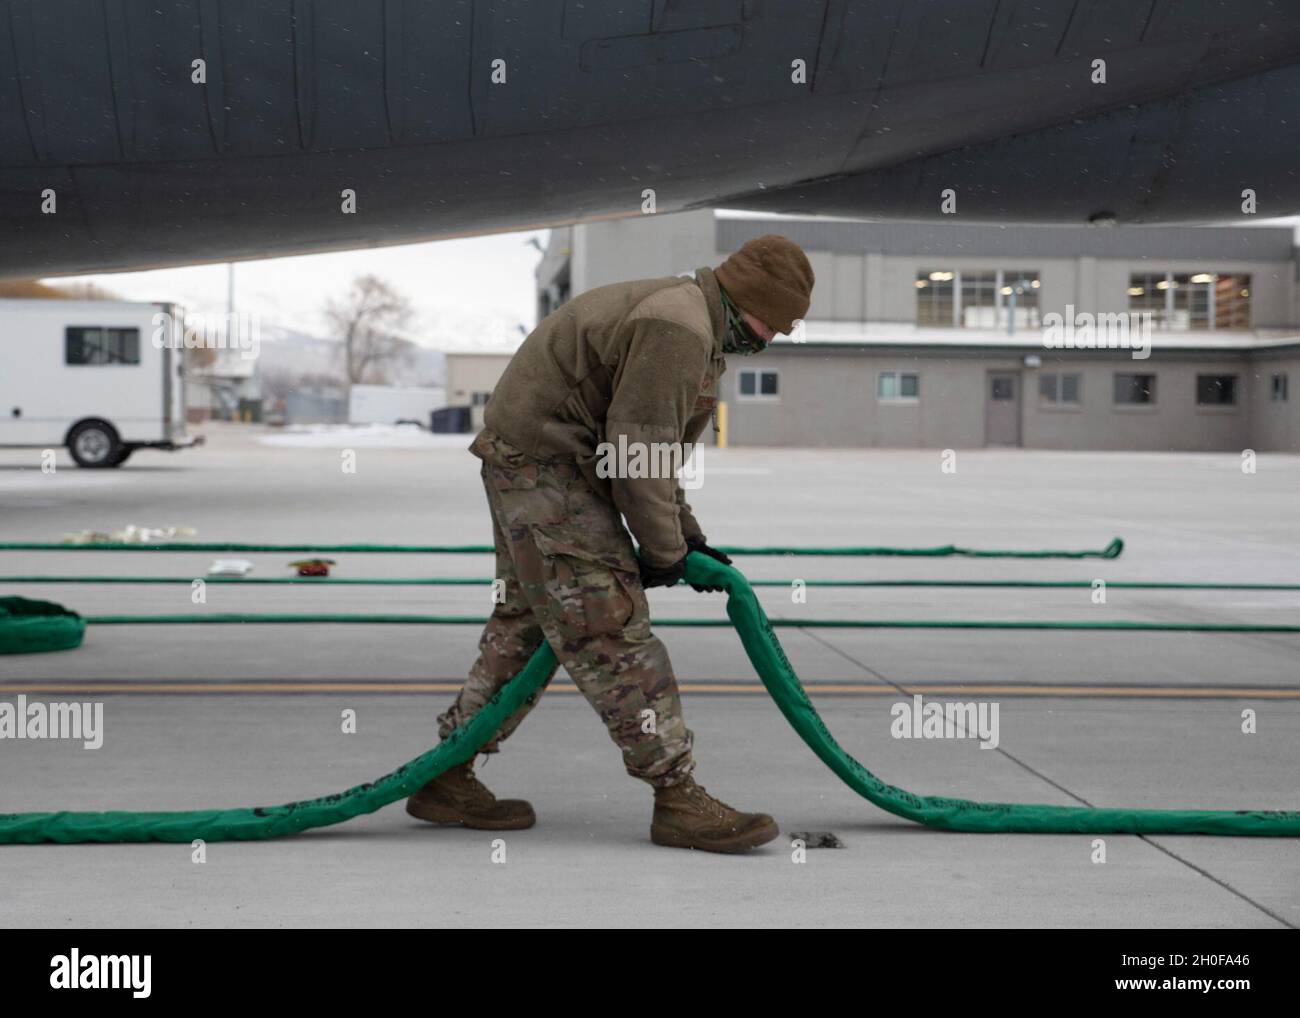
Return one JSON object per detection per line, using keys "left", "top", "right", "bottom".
{"left": 260, "top": 366, "right": 296, "bottom": 403}
{"left": 323, "top": 274, "right": 414, "bottom": 384}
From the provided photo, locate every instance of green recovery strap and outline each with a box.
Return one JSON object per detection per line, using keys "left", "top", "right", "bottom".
{"left": 0, "top": 537, "right": 1125, "bottom": 559}
{"left": 3, "top": 576, "right": 1295, "bottom": 591}
{"left": 0, "top": 597, "right": 86, "bottom": 656}
{"left": 1, "top": 553, "right": 1296, "bottom": 843}
{"left": 73, "top": 613, "right": 1300, "bottom": 633}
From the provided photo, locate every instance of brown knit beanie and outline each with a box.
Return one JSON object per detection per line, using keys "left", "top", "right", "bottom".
{"left": 714, "top": 234, "right": 814, "bottom": 334}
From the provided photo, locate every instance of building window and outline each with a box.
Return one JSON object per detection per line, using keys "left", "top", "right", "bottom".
{"left": 1271, "top": 373, "right": 1289, "bottom": 402}
{"left": 1039, "top": 372, "right": 1081, "bottom": 404}
{"left": 960, "top": 271, "right": 999, "bottom": 328}
{"left": 878, "top": 371, "right": 919, "bottom": 401}
{"left": 998, "top": 269, "right": 1041, "bottom": 330}
{"left": 1113, "top": 373, "right": 1157, "bottom": 405}
{"left": 1213, "top": 275, "right": 1251, "bottom": 329}
{"left": 65, "top": 326, "right": 140, "bottom": 365}
{"left": 1127, "top": 272, "right": 1251, "bottom": 330}
{"left": 1196, "top": 375, "right": 1238, "bottom": 406}
{"left": 917, "top": 269, "right": 1040, "bottom": 328}
{"left": 1127, "top": 273, "right": 1166, "bottom": 323}
{"left": 471, "top": 391, "right": 491, "bottom": 407}
{"left": 738, "top": 369, "right": 779, "bottom": 400}
{"left": 915, "top": 271, "right": 955, "bottom": 326}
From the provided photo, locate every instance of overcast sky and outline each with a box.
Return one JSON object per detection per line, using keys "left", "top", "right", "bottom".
{"left": 48, "top": 227, "right": 549, "bottom": 352}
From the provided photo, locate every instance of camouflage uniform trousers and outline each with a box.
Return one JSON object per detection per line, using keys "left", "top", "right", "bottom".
{"left": 436, "top": 430, "right": 695, "bottom": 787}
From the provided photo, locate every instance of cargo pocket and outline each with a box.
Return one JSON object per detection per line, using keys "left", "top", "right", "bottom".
{"left": 530, "top": 524, "right": 639, "bottom": 637}
{"left": 480, "top": 444, "right": 569, "bottom": 527}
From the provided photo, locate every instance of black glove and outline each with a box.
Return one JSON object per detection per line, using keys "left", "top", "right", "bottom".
{"left": 685, "top": 536, "right": 731, "bottom": 593}
{"left": 686, "top": 535, "right": 732, "bottom": 566}
{"left": 638, "top": 555, "right": 686, "bottom": 589}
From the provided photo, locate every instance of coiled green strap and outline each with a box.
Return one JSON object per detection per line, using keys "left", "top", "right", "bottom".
{"left": 2, "top": 551, "right": 1295, "bottom": 843}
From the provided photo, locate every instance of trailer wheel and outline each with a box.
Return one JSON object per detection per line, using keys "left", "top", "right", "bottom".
{"left": 68, "top": 421, "right": 121, "bottom": 468}
{"left": 111, "top": 447, "right": 134, "bottom": 466}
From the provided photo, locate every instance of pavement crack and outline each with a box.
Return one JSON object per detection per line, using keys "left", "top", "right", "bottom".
{"left": 797, "top": 627, "right": 906, "bottom": 693}
{"left": 1137, "top": 837, "right": 1295, "bottom": 929}
{"left": 793, "top": 626, "right": 1295, "bottom": 928}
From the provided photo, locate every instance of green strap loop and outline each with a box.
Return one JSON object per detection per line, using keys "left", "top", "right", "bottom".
{"left": 0, "top": 597, "right": 85, "bottom": 655}
{"left": 1, "top": 551, "right": 1295, "bottom": 843}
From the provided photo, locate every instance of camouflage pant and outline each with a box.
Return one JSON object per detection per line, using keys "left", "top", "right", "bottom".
{"left": 437, "top": 430, "right": 695, "bottom": 787}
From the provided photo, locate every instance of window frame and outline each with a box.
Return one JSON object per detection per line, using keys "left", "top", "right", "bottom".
{"left": 916, "top": 268, "right": 1041, "bottom": 329}
{"left": 878, "top": 370, "right": 920, "bottom": 404}
{"left": 1126, "top": 271, "right": 1252, "bottom": 331}
{"left": 1195, "top": 374, "right": 1239, "bottom": 409}
{"left": 1112, "top": 372, "right": 1158, "bottom": 408}
{"left": 1038, "top": 371, "right": 1083, "bottom": 408}
{"left": 64, "top": 326, "right": 142, "bottom": 366}
{"left": 736, "top": 368, "right": 781, "bottom": 402}
{"left": 1270, "top": 372, "right": 1289, "bottom": 402}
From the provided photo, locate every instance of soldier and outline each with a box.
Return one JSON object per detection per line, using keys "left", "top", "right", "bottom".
{"left": 408, "top": 236, "right": 814, "bottom": 853}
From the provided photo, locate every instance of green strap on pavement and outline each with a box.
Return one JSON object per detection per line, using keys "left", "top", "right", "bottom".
{"left": 689, "top": 555, "right": 1300, "bottom": 835}
{"left": 2, "top": 552, "right": 1296, "bottom": 843}
{"left": 0, "top": 641, "right": 553, "bottom": 843}
{"left": 76, "top": 613, "right": 1300, "bottom": 633}
{"left": 0, "top": 537, "right": 1125, "bottom": 559}
{"left": 0, "top": 597, "right": 85, "bottom": 656}
{"left": 4, "top": 575, "right": 1296, "bottom": 591}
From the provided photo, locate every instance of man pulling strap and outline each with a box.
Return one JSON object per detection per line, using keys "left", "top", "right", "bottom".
{"left": 408, "top": 235, "right": 815, "bottom": 853}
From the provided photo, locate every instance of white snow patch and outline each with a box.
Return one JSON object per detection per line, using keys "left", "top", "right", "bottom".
{"left": 257, "top": 423, "right": 471, "bottom": 449}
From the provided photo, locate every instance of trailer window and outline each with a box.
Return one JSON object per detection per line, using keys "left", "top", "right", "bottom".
{"left": 66, "top": 327, "right": 141, "bottom": 365}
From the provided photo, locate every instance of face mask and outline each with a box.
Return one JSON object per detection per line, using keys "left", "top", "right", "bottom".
{"left": 720, "top": 290, "right": 768, "bottom": 356}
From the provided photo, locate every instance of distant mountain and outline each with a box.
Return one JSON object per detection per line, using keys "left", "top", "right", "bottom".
{"left": 256, "top": 324, "right": 446, "bottom": 388}
{"left": 211, "top": 307, "right": 527, "bottom": 388}
{"left": 419, "top": 308, "right": 530, "bottom": 354}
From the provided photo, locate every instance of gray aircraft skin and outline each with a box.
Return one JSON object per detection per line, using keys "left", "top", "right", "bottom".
{"left": 2, "top": 0, "right": 1299, "bottom": 278}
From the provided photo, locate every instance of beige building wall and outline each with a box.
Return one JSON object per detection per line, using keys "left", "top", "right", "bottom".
{"left": 446, "top": 353, "right": 512, "bottom": 405}
{"left": 1022, "top": 354, "right": 1253, "bottom": 451}
{"left": 574, "top": 209, "right": 717, "bottom": 291}
{"left": 542, "top": 213, "right": 1300, "bottom": 451}
{"left": 1246, "top": 350, "right": 1300, "bottom": 451}
{"left": 720, "top": 346, "right": 1283, "bottom": 451}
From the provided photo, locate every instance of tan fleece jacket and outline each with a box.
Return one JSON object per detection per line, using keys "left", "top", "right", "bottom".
{"left": 481, "top": 267, "right": 727, "bottom": 567}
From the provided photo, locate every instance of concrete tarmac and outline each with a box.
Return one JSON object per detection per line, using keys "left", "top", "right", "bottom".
{"left": 1, "top": 424, "right": 1297, "bottom": 927}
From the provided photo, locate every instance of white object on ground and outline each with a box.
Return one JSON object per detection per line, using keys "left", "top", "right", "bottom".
{"left": 207, "top": 559, "right": 254, "bottom": 576}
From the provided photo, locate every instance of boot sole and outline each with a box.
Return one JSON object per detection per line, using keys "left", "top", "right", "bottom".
{"left": 650, "top": 817, "right": 780, "bottom": 854}
{"left": 405, "top": 799, "right": 536, "bottom": 831}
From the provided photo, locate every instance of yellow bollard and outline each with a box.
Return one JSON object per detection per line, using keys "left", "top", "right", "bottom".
{"left": 716, "top": 400, "right": 728, "bottom": 449}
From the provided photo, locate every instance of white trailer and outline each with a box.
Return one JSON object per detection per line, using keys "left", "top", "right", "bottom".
{"left": 0, "top": 298, "right": 201, "bottom": 467}
{"left": 348, "top": 384, "right": 447, "bottom": 427}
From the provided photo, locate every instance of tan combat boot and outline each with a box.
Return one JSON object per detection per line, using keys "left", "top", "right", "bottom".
{"left": 406, "top": 762, "right": 536, "bottom": 830}
{"left": 651, "top": 776, "right": 779, "bottom": 853}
